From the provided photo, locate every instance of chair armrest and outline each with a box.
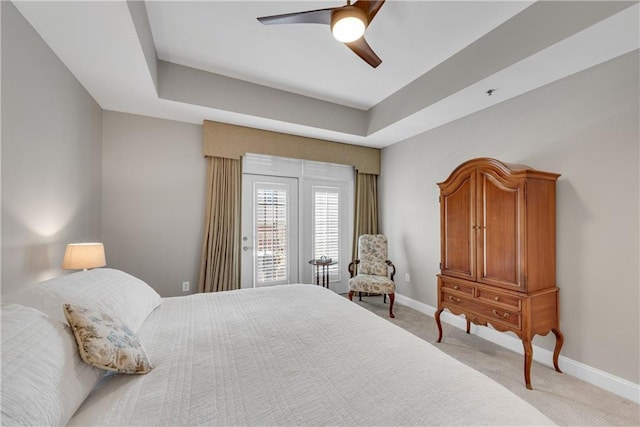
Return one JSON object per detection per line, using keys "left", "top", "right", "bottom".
{"left": 386, "top": 260, "right": 396, "bottom": 281}
{"left": 348, "top": 260, "right": 360, "bottom": 278}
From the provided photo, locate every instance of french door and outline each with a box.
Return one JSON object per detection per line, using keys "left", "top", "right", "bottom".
{"left": 241, "top": 174, "right": 299, "bottom": 288}
{"left": 300, "top": 180, "right": 349, "bottom": 287}
{"left": 240, "top": 154, "right": 354, "bottom": 292}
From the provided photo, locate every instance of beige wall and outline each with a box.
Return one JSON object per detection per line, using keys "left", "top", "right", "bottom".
{"left": 102, "top": 111, "right": 205, "bottom": 297}
{"left": 379, "top": 51, "right": 639, "bottom": 384}
{"left": 1, "top": 2, "right": 103, "bottom": 294}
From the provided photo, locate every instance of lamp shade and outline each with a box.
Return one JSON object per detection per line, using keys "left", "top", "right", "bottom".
{"left": 62, "top": 243, "right": 106, "bottom": 270}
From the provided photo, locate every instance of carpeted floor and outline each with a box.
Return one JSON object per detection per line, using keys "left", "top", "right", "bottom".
{"left": 348, "top": 294, "right": 640, "bottom": 426}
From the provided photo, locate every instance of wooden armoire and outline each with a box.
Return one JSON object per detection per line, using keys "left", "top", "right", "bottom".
{"left": 434, "top": 158, "right": 564, "bottom": 389}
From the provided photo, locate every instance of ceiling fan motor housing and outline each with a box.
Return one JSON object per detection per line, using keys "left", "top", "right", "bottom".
{"left": 331, "top": 5, "right": 368, "bottom": 43}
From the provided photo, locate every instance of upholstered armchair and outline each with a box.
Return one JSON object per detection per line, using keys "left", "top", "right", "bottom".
{"left": 348, "top": 234, "right": 396, "bottom": 318}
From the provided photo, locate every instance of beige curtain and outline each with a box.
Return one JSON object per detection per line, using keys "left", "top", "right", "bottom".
{"left": 199, "top": 156, "right": 241, "bottom": 293}
{"left": 352, "top": 172, "right": 379, "bottom": 260}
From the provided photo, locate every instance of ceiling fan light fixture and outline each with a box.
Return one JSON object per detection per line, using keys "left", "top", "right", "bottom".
{"left": 331, "top": 6, "right": 367, "bottom": 43}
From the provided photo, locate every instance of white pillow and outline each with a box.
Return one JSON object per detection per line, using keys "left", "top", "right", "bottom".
{"left": 1, "top": 303, "right": 104, "bottom": 426}
{"left": 4, "top": 268, "right": 162, "bottom": 332}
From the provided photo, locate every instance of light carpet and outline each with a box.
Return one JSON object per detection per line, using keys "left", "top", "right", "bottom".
{"left": 348, "top": 294, "right": 640, "bottom": 426}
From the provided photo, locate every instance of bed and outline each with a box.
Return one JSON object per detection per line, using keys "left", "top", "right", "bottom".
{"left": 2, "top": 268, "right": 554, "bottom": 426}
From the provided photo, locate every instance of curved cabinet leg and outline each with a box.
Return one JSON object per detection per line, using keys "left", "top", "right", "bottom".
{"left": 388, "top": 293, "right": 395, "bottom": 318}
{"left": 522, "top": 338, "right": 533, "bottom": 390}
{"left": 552, "top": 328, "right": 564, "bottom": 373}
{"left": 466, "top": 317, "right": 471, "bottom": 334}
{"left": 435, "top": 309, "right": 444, "bottom": 343}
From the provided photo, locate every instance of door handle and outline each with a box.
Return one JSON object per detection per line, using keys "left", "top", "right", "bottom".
{"left": 243, "top": 246, "right": 253, "bottom": 251}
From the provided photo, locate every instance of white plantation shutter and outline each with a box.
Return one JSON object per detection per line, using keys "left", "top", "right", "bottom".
{"left": 256, "top": 187, "right": 288, "bottom": 284}
{"left": 313, "top": 186, "right": 340, "bottom": 281}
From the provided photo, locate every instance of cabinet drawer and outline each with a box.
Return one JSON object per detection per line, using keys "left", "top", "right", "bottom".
{"left": 440, "top": 279, "right": 474, "bottom": 297}
{"left": 476, "top": 288, "right": 522, "bottom": 312}
{"left": 442, "top": 290, "right": 521, "bottom": 330}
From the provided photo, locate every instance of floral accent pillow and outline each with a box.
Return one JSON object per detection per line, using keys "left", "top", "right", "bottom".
{"left": 63, "top": 304, "right": 153, "bottom": 374}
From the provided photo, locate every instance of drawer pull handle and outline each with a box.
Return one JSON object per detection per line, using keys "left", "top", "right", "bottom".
{"left": 494, "top": 296, "right": 500, "bottom": 301}
{"left": 453, "top": 286, "right": 459, "bottom": 290}
{"left": 448, "top": 296, "right": 461, "bottom": 303}
{"left": 492, "top": 309, "right": 509, "bottom": 319}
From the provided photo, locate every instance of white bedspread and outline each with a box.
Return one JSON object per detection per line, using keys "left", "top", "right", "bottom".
{"left": 69, "top": 285, "right": 553, "bottom": 426}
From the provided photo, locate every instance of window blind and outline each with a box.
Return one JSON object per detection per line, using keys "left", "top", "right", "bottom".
{"left": 313, "top": 187, "right": 340, "bottom": 281}
{"left": 256, "top": 188, "right": 288, "bottom": 284}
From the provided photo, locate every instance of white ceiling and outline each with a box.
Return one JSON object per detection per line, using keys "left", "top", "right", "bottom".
{"left": 12, "top": 1, "right": 640, "bottom": 148}
{"left": 146, "top": 1, "right": 532, "bottom": 109}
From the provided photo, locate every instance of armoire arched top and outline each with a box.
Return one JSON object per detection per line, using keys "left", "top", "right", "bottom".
{"left": 438, "top": 157, "right": 561, "bottom": 189}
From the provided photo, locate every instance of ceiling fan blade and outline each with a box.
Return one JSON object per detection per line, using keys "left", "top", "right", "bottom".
{"left": 346, "top": 37, "right": 382, "bottom": 68}
{"left": 257, "top": 8, "right": 333, "bottom": 26}
{"left": 353, "top": 0, "right": 386, "bottom": 23}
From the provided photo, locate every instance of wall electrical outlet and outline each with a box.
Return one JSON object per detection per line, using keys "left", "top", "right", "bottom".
{"left": 405, "top": 273, "right": 410, "bottom": 282}
{"left": 182, "top": 281, "right": 190, "bottom": 292}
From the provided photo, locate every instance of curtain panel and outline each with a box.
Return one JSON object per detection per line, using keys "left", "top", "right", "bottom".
{"left": 352, "top": 172, "right": 379, "bottom": 260}
{"left": 198, "top": 156, "right": 241, "bottom": 293}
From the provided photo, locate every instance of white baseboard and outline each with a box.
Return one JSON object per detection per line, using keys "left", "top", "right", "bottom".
{"left": 395, "top": 293, "right": 640, "bottom": 404}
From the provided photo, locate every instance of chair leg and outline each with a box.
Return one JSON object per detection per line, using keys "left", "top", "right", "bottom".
{"left": 388, "top": 293, "right": 395, "bottom": 318}
{"left": 348, "top": 291, "right": 354, "bottom": 301}
{"left": 358, "top": 292, "right": 362, "bottom": 301}
{"left": 383, "top": 294, "right": 387, "bottom": 304}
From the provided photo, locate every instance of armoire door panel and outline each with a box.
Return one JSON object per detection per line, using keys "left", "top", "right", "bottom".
{"left": 478, "top": 174, "right": 522, "bottom": 290}
{"left": 441, "top": 175, "right": 475, "bottom": 280}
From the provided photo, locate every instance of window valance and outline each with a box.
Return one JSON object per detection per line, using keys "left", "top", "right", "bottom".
{"left": 203, "top": 120, "right": 380, "bottom": 175}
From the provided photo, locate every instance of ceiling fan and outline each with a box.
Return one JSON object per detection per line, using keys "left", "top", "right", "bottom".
{"left": 257, "top": 0, "right": 386, "bottom": 68}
